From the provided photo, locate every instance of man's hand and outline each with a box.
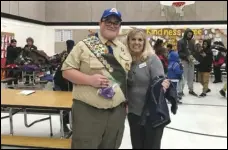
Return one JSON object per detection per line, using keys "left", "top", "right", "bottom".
{"left": 89, "top": 74, "right": 109, "bottom": 88}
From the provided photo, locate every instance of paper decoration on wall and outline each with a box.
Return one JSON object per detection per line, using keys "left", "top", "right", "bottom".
{"left": 1, "top": 32, "right": 15, "bottom": 79}
{"left": 150, "top": 28, "right": 226, "bottom": 50}
{"left": 113, "top": 28, "right": 227, "bottom": 50}
{"left": 87, "top": 27, "right": 226, "bottom": 49}
{"left": 55, "top": 29, "right": 73, "bottom": 42}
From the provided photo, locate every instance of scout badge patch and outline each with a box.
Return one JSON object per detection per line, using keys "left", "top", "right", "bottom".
{"left": 125, "top": 62, "right": 130, "bottom": 71}
{"left": 83, "top": 36, "right": 114, "bottom": 73}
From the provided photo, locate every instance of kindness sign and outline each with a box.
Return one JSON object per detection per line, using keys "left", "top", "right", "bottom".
{"left": 146, "top": 28, "right": 204, "bottom": 50}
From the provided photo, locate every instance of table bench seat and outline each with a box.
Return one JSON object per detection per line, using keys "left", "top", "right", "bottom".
{"left": 1, "top": 135, "right": 71, "bottom": 149}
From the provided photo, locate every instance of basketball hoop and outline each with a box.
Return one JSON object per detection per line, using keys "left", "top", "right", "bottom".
{"left": 172, "top": 2, "right": 186, "bottom": 14}
{"left": 160, "top": 1, "right": 195, "bottom": 16}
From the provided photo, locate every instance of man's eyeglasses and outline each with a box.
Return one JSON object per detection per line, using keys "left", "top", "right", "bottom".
{"left": 101, "top": 19, "right": 121, "bottom": 27}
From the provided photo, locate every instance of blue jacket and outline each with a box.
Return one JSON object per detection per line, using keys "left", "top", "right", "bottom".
{"left": 139, "top": 76, "right": 178, "bottom": 127}
{"left": 167, "top": 50, "right": 183, "bottom": 80}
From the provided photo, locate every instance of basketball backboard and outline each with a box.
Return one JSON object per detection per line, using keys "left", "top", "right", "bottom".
{"left": 160, "top": 1, "right": 195, "bottom": 17}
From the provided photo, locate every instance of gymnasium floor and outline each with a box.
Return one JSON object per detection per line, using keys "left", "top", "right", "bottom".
{"left": 1, "top": 79, "right": 227, "bottom": 149}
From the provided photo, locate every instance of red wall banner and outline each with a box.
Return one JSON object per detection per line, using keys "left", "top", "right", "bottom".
{"left": 1, "top": 32, "right": 15, "bottom": 79}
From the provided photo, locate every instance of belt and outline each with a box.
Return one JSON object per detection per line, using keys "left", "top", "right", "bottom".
{"left": 73, "top": 99, "right": 127, "bottom": 110}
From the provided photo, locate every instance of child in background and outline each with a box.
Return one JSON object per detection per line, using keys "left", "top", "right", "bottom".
{"left": 212, "top": 41, "right": 225, "bottom": 83}
{"left": 197, "top": 39, "right": 213, "bottom": 97}
{"left": 194, "top": 43, "right": 203, "bottom": 82}
{"left": 154, "top": 39, "right": 168, "bottom": 74}
{"left": 167, "top": 44, "right": 184, "bottom": 103}
{"left": 218, "top": 45, "right": 227, "bottom": 97}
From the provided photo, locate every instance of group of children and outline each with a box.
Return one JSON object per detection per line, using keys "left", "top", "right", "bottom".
{"left": 164, "top": 41, "right": 227, "bottom": 103}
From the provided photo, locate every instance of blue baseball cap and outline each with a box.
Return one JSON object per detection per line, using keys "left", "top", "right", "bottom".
{"left": 101, "top": 8, "right": 122, "bottom": 21}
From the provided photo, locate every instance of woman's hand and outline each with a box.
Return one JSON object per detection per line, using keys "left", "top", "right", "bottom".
{"left": 161, "top": 79, "right": 170, "bottom": 91}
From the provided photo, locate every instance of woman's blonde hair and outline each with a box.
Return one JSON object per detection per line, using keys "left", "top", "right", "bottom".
{"left": 126, "top": 28, "right": 155, "bottom": 62}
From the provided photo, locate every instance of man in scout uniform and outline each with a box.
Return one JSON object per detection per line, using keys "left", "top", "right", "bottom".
{"left": 62, "top": 8, "right": 132, "bottom": 149}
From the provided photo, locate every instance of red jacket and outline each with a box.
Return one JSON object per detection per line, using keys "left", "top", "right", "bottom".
{"left": 157, "top": 54, "right": 168, "bottom": 73}
{"left": 213, "top": 53, "right": 225, "bottom": 66}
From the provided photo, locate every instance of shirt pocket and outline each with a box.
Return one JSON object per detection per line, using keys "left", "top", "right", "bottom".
{"left": 119, "top": 52, "right": 130, "bottom": 61}
{"left": 89, "top": 54, "right": 104, "bottom": 70}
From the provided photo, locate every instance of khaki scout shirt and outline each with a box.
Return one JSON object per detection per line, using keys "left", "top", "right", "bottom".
{"left": 61, "top": 32, "right": 132, "bottom": 109}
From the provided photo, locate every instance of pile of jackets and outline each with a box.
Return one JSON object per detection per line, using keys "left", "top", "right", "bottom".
{"left": 15, "top": 48, "right": 50, "bottom": 66}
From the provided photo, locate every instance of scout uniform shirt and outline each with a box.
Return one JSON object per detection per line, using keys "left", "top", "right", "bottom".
{"left": 61, "top": 32, "right": 132, "bottom": 109}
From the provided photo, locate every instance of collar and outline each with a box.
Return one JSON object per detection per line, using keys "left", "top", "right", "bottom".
{"left": 169, "top": 50, "right": 174, "bottom": 53}
{"left": 98, "top": 32, "right": 118, "bottom": 47}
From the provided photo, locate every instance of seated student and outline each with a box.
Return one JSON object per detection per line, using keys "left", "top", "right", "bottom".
{"left": 53, "top": 40, "right": 74, "bottom": 134}
{"left": 167, "top": 44, "right": 183, "bottom": 103}
{"left": 6, "top": 39, "right": 22, "bottom": 64}
{"left": 22, "top": 37, "right": 37, "bottom": 84}
{"left": 6, "top": 39, "right": 22, "bottom": 85}
{"left": 23, "top": 37, "right": 37, "bottom": 51}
